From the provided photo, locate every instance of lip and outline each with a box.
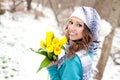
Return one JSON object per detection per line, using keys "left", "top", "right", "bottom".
{"left": 69, "top": 33, "right": 77, "bottom": 36}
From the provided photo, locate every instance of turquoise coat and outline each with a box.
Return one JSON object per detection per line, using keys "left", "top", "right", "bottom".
{"left": 47, "top": 51, "right": 93, "bottom": 80}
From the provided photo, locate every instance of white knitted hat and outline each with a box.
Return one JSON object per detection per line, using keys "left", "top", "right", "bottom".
{"left": 70, "top": 6, "right": 101, "bottom": 41}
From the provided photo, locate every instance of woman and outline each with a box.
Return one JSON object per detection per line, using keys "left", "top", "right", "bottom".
{"left": 47, "top": 6, "right": 101, "bottom": 80}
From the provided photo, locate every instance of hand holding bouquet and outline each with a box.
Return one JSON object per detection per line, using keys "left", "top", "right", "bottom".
{"left": 30, "top": 31, "right": 67, "bottom": 72}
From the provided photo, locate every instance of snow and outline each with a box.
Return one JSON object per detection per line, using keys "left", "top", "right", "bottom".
{"left": 0, "top": 7, "right": 60, "bottom": 80}
{"left": 0, "top": 6, "right": 120, "bottom": 80}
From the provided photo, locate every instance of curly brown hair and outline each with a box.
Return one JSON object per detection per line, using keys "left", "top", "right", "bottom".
{"left": 65, "top": 24, "right": 93, "bottom": 58}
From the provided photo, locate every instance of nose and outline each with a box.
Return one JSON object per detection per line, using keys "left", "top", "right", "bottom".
{"left": 69, "top": 24, "right": 75, "bottom": 31}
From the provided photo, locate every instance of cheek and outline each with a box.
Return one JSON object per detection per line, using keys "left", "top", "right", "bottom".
{"left": 79, "top": 30, "right": 83, "bottom": 35}
{"left": 77, "top": 29, "right": 84, "bottom": 37}
{"left": 67, "top": 27, "right": 70, "bottom": 33}
{"left": 67, "top": 26, "right": 70, "bottom": 30}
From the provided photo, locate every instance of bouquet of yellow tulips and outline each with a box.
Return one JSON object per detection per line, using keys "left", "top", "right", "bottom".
{"left": 30, "top": 31, "right": 67, "bottom": 72}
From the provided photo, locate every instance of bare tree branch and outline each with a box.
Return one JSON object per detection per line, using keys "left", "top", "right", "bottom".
{"left": 11, "top": 0, "right": 24, "bottom": 12}
{"left": 48, "top": 0, "right": 59, "bottom": 26}
{"left": 26, "top": 0, "right": 32, "bottom": 10}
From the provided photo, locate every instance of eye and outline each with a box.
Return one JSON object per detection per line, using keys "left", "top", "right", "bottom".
{"left": 78, "top": 24, "right": 82, "bottom": 27}
{"left": 76, "top": 23, "right": 83, "bottom": 27}
{"left": 68, "top": 21, "right": 73, "bottom": 25}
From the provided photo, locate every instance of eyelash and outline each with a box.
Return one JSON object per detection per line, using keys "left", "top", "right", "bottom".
{"left": 69, "top": 21, "right": 73, "bottom": 24}
{"left": 68, "top": 21, "right": 83, "bottom": 27}
{"left": 78, "top": 24, "right": 82, "bottom": 27}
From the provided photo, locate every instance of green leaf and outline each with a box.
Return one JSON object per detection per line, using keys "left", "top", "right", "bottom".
{"left": 37, "top": 50, "right": 48, "bottom": 56}
{"left": 38, "top": 48, "right": 44, "bottom": 51}
{"left": 36, "top": 57, "right": 51, "bottom": 73}
{"left": 47, "top": 52, "right": 53, "bottom": 60}
{"left": 30, "top": 48, "right": 48, "bottom": 56}
{"left": 61, "top": 46, "right": 65, "bottom": 50}
{"left": 30, "top": 48, "right": 36, "bottom": 52}
{"left": 53, "top": 55, "right": 57, "bottom": 61}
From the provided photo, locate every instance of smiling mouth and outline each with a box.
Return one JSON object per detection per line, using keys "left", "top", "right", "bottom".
{"left": 69, "top": 33, "right": 77, "bottom": 36}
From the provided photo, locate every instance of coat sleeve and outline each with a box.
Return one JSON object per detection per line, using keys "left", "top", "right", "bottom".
{"left": 47, "top": 55, "right": 83, "bottom": 80}
{"left": 60, "top": 56, "right": 83, "bottom": 80}
{"left": 47, "top": 65, "right": 60, "bottom": 80}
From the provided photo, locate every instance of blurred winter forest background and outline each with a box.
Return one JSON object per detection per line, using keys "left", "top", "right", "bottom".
{"left": 0, "top": 0, "right": 120, "bottom": 80}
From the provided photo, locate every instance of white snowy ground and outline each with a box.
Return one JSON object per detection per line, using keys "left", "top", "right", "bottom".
{"left": 0, "top": 7, "right": 120, "bottom": 80}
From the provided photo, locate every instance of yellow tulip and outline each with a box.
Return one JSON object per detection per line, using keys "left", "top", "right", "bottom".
{"left": 46, "top": 32, "right": 54, "bottom": 39}
{"left": 52, "top": 37, "right": 59, "bottom": 47}
{"left": 40, "top": 40, "right": 45, "bottom": 48}
{"left": 54, "top": 47, "right": 61, "bottom": 55}
{"left": 46, "top": 37, "right": 51, "bottom": 44}
{"left": 59, "top": 37, "right": 67, "bottom": 46}
{"left": 46, "top": 45, "right": 53, "bottom": 53}
{"left": 46, "top": 32, "right": 54, "bottom": 45}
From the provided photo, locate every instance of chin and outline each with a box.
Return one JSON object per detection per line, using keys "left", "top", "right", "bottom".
{"left": 70, "top": 37, "right": 82, "bottom": 41}
{"left": 69, "top": 38, "right": 77, "bottom": 41}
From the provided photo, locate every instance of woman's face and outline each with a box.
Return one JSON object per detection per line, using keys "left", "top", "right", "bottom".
{"left": 67, "top": 16, "right": 84, "bottom": 40}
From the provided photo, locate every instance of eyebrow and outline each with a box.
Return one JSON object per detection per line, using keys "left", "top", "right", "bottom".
{"left": 69, "top": 18, "right": 84, "bottom": 24}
